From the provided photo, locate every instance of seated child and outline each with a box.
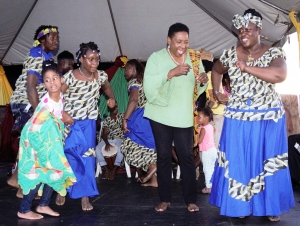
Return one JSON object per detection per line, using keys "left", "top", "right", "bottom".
{"left": 95, "top": 104, "right": 124, "bottom": 180}
{"left": 198, "top": 107, "right": 217, "bottom": 194}
{"left": 17, "top": 61, "right": 76, "bottom": 220}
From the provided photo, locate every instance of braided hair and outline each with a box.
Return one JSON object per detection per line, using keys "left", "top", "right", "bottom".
{"left": 75, "top": 42, "right": 101, "bottom": 63}
{"left": 126, "top": 59, "right": 145, "bottom": 84}
{"left": 34, "top": 25, "right": 58, "bottom": 41}
{"left": 244, "top": 8, "right": 263, "bottom": 20}
{"left": 41, "top": 60, "right": 60, "bottom": 80}
{"left": 198, "top": 107, "right": 214, "bottom": 122}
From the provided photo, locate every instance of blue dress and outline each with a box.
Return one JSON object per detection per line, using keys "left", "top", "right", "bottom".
{"left": 209, "top": 46, "right": 295, "bottom": 217}
{"left": 63, "top": 70, "right": 108, "bottom": 199}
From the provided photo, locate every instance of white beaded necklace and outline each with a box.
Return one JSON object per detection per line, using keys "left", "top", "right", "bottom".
{"left": 167, "top": 47, "right": 185, "bottom": 65}
{"left": 79, "top": 67, "right": 94, "bottom": 80}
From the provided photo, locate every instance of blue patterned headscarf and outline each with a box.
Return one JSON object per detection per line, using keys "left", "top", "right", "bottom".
{"left": 232, "top": 13, "right": 262, "bottom": 29}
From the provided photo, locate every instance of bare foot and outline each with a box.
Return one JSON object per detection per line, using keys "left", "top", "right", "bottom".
{"left": 7, "top": 168, "right": 19, "bottom": 189}
{"left": 187, "top": 203, "right": 199, "bottom": 212}
{"left": 17, "top": 211, "right": 43, "bottom": 220}
{"left": 141, "top": 164, "right": 157, "bottom": 183}
{"left": 55, "top": 193, "right": 65, "bottom": 206}
{"left": 201, "top": 187, "right": 211, "bottom": 194}
{"left": 102, "top": 170, "right": 110, "bottom": 180}
{"left": 81, "top": 197, "right": 93, "bottom": 211}
{"left": 268, "top": 216, "right": 280, "bottom": 222}
{"left": 136, "top": 168, "right": 144, "bottom": 182}
{"left": 16, "top": 188, "right": 23, "bottom": 198}
{"left": 141, "top": 174, "right": 158, "bottom": 187}
{"left": 155, "top": 202, "right": 170, "bottom": 212}
{"left": 36, "top": 206, "right": 59, "bottom": 216}
{"left": 108, "top": 171, "right": 115, "bottom": 180}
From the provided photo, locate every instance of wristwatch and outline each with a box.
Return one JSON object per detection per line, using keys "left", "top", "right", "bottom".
{"left": 214, "top": 90, "right": 220, "bottom": 95}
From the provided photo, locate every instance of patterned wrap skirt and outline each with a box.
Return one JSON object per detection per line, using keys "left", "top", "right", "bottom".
{"left": 209, "top": 112, "right": 295, "bottom": 217}
{"left": 121, "top": 108, "right": 156, "bottom": 172}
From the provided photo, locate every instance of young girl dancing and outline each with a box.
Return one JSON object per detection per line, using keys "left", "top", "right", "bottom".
{"left": 17, "top": 61, "right": 76, "bottom": 220}
{"left": 198, "top": 107, "right": 217, "bottom": 194}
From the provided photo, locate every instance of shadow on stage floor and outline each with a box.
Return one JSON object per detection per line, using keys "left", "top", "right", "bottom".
{"left": 0, "top": 162, "right": 299, "bottom": 226}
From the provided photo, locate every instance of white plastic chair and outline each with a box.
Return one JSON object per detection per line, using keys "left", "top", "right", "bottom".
{"left": 171, "top": 165, "right": 181, "bottom": 179}
{"left": 95, "top": 158, "right": 132, "bottom": 178}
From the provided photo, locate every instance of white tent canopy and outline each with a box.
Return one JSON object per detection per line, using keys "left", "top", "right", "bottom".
{"left": 1, "top": 0, "right": 299, "bottom": 65}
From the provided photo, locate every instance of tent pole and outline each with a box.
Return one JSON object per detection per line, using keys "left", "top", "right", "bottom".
{"left": 0, "top": 0, "right": 39, "bottom": 64}
{"left": 107, "top": 0, "right": 123, "bottom": 56}
{"left": 190, "top": 0, "right": 238, "bottom": 38}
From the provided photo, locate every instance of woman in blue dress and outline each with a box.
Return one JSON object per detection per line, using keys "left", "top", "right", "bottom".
{"left": 209, "top": 8, "right": 294, "bottom": 222}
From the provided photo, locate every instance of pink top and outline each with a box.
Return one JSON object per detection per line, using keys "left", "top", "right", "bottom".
{"left": 222, "top": 86, "right": 230, "bottom": 97}
{"left": 198, "top": 124, "right": 215, "bottom": 151}
{"left": 41, "top": 92, "right": 64, "bottom": 119}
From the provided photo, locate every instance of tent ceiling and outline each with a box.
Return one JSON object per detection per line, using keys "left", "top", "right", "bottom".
{"left": 0, "top": 0, "right": 299, "bottom": 65}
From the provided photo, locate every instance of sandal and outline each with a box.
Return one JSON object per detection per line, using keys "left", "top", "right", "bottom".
{"left": 202, "top": 187, "right": 211, "bottom": 194}
{"left": 268, "top": 216, "right": 280, "bottom": 222}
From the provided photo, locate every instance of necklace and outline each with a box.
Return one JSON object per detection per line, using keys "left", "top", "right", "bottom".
{"left": 79, "top": 67, "right": 94, "bottom": 80}
{"left": 246, "top": 44, "right": 261, "bottom": 62}
{"left": 167, "top": 47, "right": 185, "bottom": 65}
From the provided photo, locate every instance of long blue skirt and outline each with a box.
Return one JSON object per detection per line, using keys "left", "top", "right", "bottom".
{"left": 64, "top": 119, "right": 99, "bottom": 199}
{"left": 209, "top": 115, "right": 295, "bottom": 217}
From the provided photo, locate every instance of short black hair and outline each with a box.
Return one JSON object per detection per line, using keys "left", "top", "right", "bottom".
{"left": 198, "top": 107, "right": 213, "bottom": 122}
{"left": 34, "top": 25, "right": 58, "bottom": 41}
{"left": 41, "top": 60, "right": 60, "bottom": 79}
{"left": 168, "top": 23, "right": 189, "bottom": 38}
{"left": 57, "top": 50, "right": 74, "bottom": 61}
{"left": 244, "top": 8, "right": 263, "bottom": 20}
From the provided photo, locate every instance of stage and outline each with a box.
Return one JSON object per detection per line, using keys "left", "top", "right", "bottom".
{"left": 0, "top": 162, "right": 299, "bottom": 226}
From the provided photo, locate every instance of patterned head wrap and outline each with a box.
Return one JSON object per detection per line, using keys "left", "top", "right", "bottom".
{"left": 33, "top": 27, "right": 58, "bottom": 47}
{"left": 232, "top": 13, "right": 262, "bottom": 29}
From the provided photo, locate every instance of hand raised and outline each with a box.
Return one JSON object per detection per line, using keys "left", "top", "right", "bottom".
{"left": 170, "top": 64, "right": 191, "bottom": 77}
{"left": 236, "top": 59, "right": 247, "bottom": 72}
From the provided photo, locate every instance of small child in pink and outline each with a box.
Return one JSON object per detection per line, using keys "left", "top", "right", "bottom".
{"left": 198, "top": 107, "right": 217, "bottom": 194}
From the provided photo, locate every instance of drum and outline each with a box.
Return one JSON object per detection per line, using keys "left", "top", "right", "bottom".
{"left": 101, "top": 143, "right": 118, "bottom": 170}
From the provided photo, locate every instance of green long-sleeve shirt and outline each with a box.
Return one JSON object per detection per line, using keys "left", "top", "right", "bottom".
{"left": 143, "top": 48, "right": 207, "bottom": 128}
